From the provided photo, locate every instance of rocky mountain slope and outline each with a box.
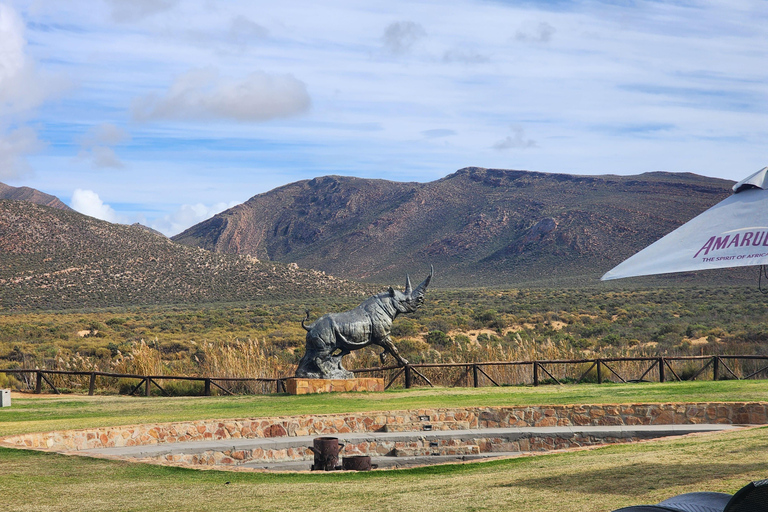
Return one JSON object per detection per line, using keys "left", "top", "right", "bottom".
{"left": 0, "top": 200, "right": 368, "bottom": 311}
{"left": 173, "top": 168, "right": 738, "bottom": 287}
{"left": 0, "top": 182, "right": 71, "bottom": 210}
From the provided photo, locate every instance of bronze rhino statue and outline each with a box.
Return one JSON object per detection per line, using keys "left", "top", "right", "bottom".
{"left": 295, "top": 266, "right": 433, "bottom": 379}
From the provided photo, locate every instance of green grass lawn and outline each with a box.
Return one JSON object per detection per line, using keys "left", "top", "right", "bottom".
{"left": 2, "top": 381, "right": 768, "bottom": 511}
{"left": 2, "top": 380, "right": 767, "bottom": 437}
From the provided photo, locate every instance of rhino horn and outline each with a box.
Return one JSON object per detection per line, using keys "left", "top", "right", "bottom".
{"left": 404, "top": 274, "right": 412, "bottom": 295}
{"left": 413, "top": 265, "right": 433, "bottom": 299}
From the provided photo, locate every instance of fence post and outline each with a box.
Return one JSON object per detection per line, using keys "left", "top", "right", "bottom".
{"left": 659, "top": 358, "right": 665, "bottom": 383}
{"left": 35, "top": 371, "right": 42, "bottom": 394}
{"left": 473, "top": 364, "right": 479, "bottom": 388}
{"left": 597, "top": 360, "right": 603, "bottom": 384}
{"left": 88, "top": 372, "right": 97, "bottom": 396}
{"left": 405, "top": 365, "right": 412, "bottom": 389}
{"left": 713, "top": 357, "right": 720, "bottom": 381}
{"left": 204, "top": 378, "right": 211, "bottom": 396}
{"left": 533, "top": 362, "right": 539, "bottom": 387}
{"left": 145, "top": 378, "right": 151, "bottom": 397}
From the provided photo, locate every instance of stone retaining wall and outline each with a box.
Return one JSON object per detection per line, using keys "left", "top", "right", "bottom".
{"left": 2, "top": 402, "right": 765, "bottom": 453}
{"left": 145, "top": 433, "right": 643, "bottom": 467}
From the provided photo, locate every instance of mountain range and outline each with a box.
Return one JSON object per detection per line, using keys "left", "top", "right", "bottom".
{"left": 172, "top": 167, "right": 738, "bottom": 287}
{"left": 0, "top": 168, "right": 749, "bottom": 311}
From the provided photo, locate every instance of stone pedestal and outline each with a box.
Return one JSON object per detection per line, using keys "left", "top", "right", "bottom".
{"left": 286, "top": 378, "right": 384, "bottom": 395}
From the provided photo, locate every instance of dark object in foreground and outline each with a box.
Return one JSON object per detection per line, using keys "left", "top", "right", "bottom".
{"left": 296, "top": 266, "right": 433, "bottom": 379}
{"left": 613, "top": 479, "right": 768, "bottom": 512}
{"left": 342, "top": 455, "right": 377, "bottom": 471}
{"left": 309, "top": 437, "right": 344, "bottom": 471}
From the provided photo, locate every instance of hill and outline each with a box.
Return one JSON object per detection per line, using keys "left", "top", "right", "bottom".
{"left": 0, "top": 182, "right": 71, "bottom": 210}
{"left": 172, "top": 168, "right": 739, "bottom": 287}
{"left": 0, "top": 200, "right": 369, "bottom": 311}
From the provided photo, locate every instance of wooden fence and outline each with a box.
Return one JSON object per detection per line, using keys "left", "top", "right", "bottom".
{"left": 353, "top": 355, "right": 768, "bottom": 390}
{"left": 0, "top": 369, "right": 285, "bottom": 396}
{"left": 2, "top": 355, "right": 767, "bottom": 395}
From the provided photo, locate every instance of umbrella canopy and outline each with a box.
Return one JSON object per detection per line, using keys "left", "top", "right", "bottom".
{"left": 602, "top": 167, "right": 768, "bottom": 281}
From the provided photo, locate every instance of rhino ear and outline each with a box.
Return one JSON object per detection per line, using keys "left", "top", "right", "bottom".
{"left": 389, "top": 287, "right": 396, "bottom": 296}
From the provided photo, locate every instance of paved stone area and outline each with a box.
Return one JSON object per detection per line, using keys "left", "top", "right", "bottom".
{"left": 241, "top": 452, "right": 526, "bottom": 471}
{"left": 79, "top": 424, "right": 739, "bottom": 472}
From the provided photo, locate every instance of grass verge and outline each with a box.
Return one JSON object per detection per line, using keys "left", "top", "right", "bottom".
{"left": 2, "top": 380, "right": 767, "bottom": 437}
{"left": 2, "top": 426, "right": 767, "bottom": 511}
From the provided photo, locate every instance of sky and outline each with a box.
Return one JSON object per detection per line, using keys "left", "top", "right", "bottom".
{"left": 0, "top": 0, "right": 766, "bottom": 236}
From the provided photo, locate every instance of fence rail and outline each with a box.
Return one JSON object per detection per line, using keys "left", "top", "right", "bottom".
{"left": 2, "top": 355, "right": 768, "bottom": 395}
{"left": 352, "top": 355, "right": 768, "bottom": 389}
{"left": 0, "top": 368, "right": 285, "bottom": 396}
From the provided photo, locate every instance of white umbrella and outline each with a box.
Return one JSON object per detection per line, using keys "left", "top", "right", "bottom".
{"left": 602, "top": 167, "right": 768, "bottom": 281}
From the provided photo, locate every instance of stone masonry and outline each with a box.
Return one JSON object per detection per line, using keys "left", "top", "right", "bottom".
{"left": 2, "top": 402, "right": 764, "bottom": 456}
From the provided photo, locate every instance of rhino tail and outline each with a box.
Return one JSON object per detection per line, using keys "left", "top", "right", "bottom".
{"left": 301, "top": 309, "right": 312, "bottom": 331}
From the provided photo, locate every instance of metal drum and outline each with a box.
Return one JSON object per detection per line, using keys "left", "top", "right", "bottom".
{"left": 342, "top": 455, "right": 378, "bottom": 471}
{"left": 309, "top": 437, "right": 344, "bottom": 471}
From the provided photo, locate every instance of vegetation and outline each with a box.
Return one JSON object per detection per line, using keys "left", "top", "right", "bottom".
{"left": 2, "top": 286, "right": 768, "bottom": 392}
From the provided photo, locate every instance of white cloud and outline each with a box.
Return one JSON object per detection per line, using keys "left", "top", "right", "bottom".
{"left": 0, "top": 4, "right": 67, "bottom": 180}
{"left": 151, "top": 201, "right": 240, "bottom": 236}
{"left": 492, "top": 128, "right": 538, "bottom": 150}
{"left": 514, "top": 21, "right": 555, "bottom": 43}
{"left": 131, "top": 68, "right": 311, "bottom": 122}
{"left": 442, "top": 47, "right": 490, "bottom": 64}
{"left": 0, "top": 126, "right": 45, "bottom": 180}
{"left": 0, "top": 4, "right": 67, "bottom": 116}
{"left": 105, "top": 0, "right": 178, "bottom": 23}
{"left": 228, "top": 15, "right": 268, "bottom": 47}
{"left": 422, "top": 129, "right": 456, "bottom": 139}
{"left": 70, "top": 189, "right": 123, "bottom": 223}
{"left": 77, "top": 123, "right": 131, "bottom": 169}
{"left": 382, "top": 21, "right": 426, "bottom": 55}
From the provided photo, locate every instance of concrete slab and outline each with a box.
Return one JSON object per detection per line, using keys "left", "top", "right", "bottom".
{"left": 79, "top": 423, "right": 740, "bottom": 468}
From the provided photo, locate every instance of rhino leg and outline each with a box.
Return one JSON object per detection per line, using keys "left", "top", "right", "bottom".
{"left": 378, "top": 336, "right": 408, "bottom": 366}
{"left": 296, "top": 328, "right": 355, "bottom": 379}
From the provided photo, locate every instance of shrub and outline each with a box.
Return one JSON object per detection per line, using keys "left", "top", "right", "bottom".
{"left": 576, "top": 362, "right": 599, "bottom": 384}
{"left": 160, "top": 379, "right": 205, "bottom": 396}
{"left": 0, "top": 372, "right": 21, "bottom": 389}
{"left": 117, "top": 378, "right": 143, "bottom": 395}
{"left": 426, "top": 330, "right": 451, "bottom": 348}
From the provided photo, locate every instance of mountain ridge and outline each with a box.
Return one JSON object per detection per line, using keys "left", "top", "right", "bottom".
{"left": 0, "top": 182, "right": 72, "bottom": 210}
{"left": 172, "top": 167, "right": 736, "bottom": 286}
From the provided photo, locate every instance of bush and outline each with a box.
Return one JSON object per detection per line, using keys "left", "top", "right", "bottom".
{"left": 391, "top": 320, "right": 419, "bottom": 338}
{"left": 160, "top": 379, "right": 206, "bottom": 396}
{"left": 576, "top": 362, "right": 599, "bottom": 384}
{"left": 426, "top": 330, "right": 451, "bottom": 348}
{"left": 0, "top": 372, "right": 21, "bottom": 389}
{"left": 118, "top": 378, "right": 143, "bottom": 395}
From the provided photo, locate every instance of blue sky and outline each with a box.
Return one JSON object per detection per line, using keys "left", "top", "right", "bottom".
{"left": 1, "top": 0, "right": 766, "bottom": 235}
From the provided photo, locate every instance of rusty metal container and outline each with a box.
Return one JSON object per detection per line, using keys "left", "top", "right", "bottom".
{"left": 309, "top": 437, "right": 344, "bottom": 471}
{"left": 342, "top": 455, "right": 377, "bottom": 471}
